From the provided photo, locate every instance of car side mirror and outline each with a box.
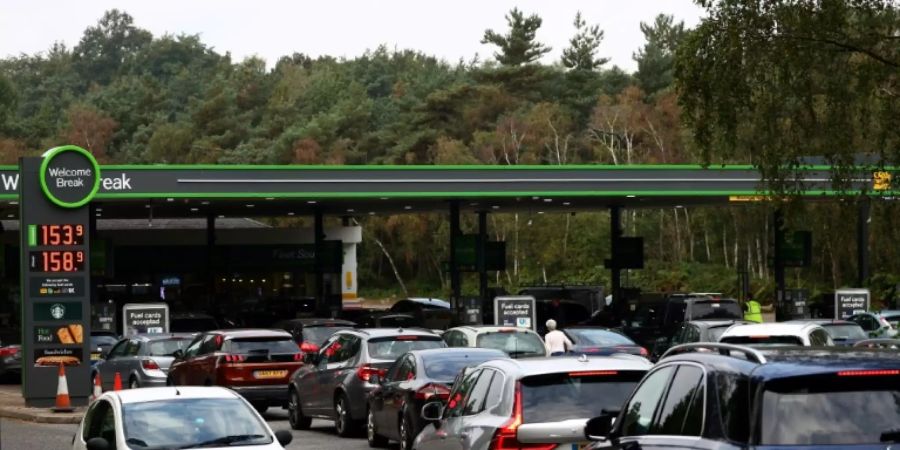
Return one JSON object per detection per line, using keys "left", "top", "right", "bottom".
{"left": 275, "top": 430, "right": 293, "bottom": 446}
{"left": 585, "top": 411, "right": 618, "bottom": 441}
{"left": 421, "top": 401, "right": 444, "bottom": 422}
{"left": 86, "top": 437, "right": 110, "bottom": 450}
{"left": 172, "top": 349, "right": 184, "bottom": 360}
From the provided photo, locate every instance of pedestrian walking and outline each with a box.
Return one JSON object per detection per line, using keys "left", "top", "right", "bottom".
{"left": 543, "top": 319, "right": 573, "bottom": 356}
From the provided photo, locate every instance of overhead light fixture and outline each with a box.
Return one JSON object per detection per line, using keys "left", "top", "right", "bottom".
{"left": 626, "top": 195, "right": 637, "bottom": 198}
{"left": 201, "top": 201, "right": 210, "bottom": 205}
{"left": 246, "top": 204, "right": 255, "bottom": 208}
{"left": 145, "top": 204, "right": 151, "bottom": 209}
{"left": 95, "top": 213, "right": 101, "bottom": 217}
{"left": 492, "top": 205, "right": 500, "bottom": 210}
{"left": 307, "top": 200, "right": 317, "bottom": 205}
{"left": 675, "top": 205, "right": 684, "bottom": 208}
{"left": 532, "top": 196, "right": 540, "bottom": 200}
{"left": 562, "top": 202, "right": 571, "bottom": 206}
{"left": 368, "top": 212, "right": 375, "bottom": 216}
{"left": 380, "top": 197, "right": 389, "bottom": 200}
{"left": 6, "top": 214, "right": 13, "bottom": 218}
{"left": 469, "top": 202, "right": 478, "bottom": 206}
{"left": 218, "top": 215, "right": 225, "bottom": 219}
{"left": 166, "top": 198, "right": 174, "bottom": 202}
{"left": 265, "top": 197, "right": 275, "bottom": 200}
{"left": 96, "top": 207, "right": 103, "bottom": 212}
{"left": 537, "top": 211, "right": 545, "bottom": 215}
{"left": 8, "top": 201, "right": 17, "bottom": 205}
{"left": 404, "top": 205, "right": 412, "bottom": 210}
{"left": 287, "top": 212, "right": 295, "bottom": 216}
{"left": 190, "top": 207, "right": 199, "bottom": 212}
{"left": 543, "top": 199, "right": 552, "bottom": 203}
{"left": 347, "top": 209, "right": 355, "bottom": 213}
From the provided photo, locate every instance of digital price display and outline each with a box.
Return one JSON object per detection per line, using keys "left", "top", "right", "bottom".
{"left": 29, "top": 251, "right": 86, "bottom": 273}
{"left": 36, "top": 224, "right": 85, "bottom": 246}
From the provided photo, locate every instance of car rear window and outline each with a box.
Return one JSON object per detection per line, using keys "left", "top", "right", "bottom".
{"left": 476, "top": 331, "right": 545, "bottom": 358}
{"left": 760, "top": 373, "right": 900, "bottom": 445}
{"left": 720, "top": 335, "right": 803, "bottom": 346}
{"left": 147, "top": 338, "right": 190, "bottom": 356}
{"left": 91, "top": 336, "right": 119, "bottom": 348}
{"left": 367, "top": 336, "right": 444, "bottom": 360}
{"left": 302, "top": 326, "right": 352, "bottom": 346}
{"left": 521, "top": 371, "right": 645, "bottom": 423}
{"left": 170, "top": 318, "right": 219, "bottom": 333}
{"left": 422, "top": 351, "right": 505, "bottom": 381}
{"left": 565, "top": 329, "right": 635, "bottom": 346}
{"left": 224, "top": 337, "right": 298, "bottom": 354}
{"left": 824, "top": 324, "right": 867, "bottom": 341}
{"left": 883, "top": 315, "right": 900, "bottom": 329}
{"left": 688, "top": 300, "right": 743, "bottom": 320}
{"left": 707, "top": 325, "right": 733, "bottom": 342}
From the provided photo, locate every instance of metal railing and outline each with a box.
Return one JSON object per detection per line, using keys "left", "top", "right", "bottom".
{"left": 660, "top": 343, "right": 767, "bottom": 364}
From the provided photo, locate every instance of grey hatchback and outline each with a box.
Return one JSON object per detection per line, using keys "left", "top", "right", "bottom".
{"left": 92, "top": 334, "right": 193, "bottom": 390}
{"left": 288, "top": 328, "right": 446, "bottom": 437}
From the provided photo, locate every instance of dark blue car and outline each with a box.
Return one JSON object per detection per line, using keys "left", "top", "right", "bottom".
{"left": 585, "top": 343, "right": 900, "bottom": 449}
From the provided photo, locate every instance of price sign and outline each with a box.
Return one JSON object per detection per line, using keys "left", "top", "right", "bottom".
{"left": 29, "top": 251, "right": 86, "bottom": 273}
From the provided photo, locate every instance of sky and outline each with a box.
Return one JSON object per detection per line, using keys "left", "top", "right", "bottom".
{"left": 1, "top": 1, "right": 706, "bottom": 73}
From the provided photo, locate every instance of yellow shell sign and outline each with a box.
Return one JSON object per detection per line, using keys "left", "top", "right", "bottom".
{"left": 873, "top": 171, "right": 892, "bottom": 191}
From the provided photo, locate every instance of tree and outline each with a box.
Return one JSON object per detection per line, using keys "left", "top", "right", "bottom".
{"left": 561, "top": 12, "right": 609, "bottom": 71}
{"left": 675, "top": 0, "right": 900, "bottom": 188}
{"left": 482, "top": 8, "right": 551, "bottom": 66}
{"left": 633, "top": 14, "right": 686, "bottom": 96}
{"left": 73, "top": 9, "right": 152, "bottom": 86}
{"left": 59, "top": 104, "right": 118, "bottom": 162}
{"left": 0, "top": 75, "right": 15, "bottom": 133}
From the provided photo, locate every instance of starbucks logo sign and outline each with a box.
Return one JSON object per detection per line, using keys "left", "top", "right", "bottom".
{"left": 50, "top": 303, "right": 66, "bottom": 320}
{"left": 39, "top": 145, "right": 100, "bottom": 208}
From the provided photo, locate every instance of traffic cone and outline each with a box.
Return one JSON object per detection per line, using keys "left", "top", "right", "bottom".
{"left": 52, "top": 364, "right": 74, "bottom": 413}
{"left": 90, "top": 373, "right": 102, "bottom": 402}
{"left": 113, "top": 372, "right": 123, "bottom": 391}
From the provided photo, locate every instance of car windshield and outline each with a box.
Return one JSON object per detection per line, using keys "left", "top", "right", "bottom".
{"left": 146, "top": 338, "right": 191, "bottom": 356}
{"left": 476, "top": 331, "right": 545, "bottom": 358}
{"left": 170, "top": 318, "right": 218, "bottom": 333}
{"left": 521, "top": 371, "right": 645, "bottom": 423}
{"left": 760, "top": 374, "right": 900, "bottom": 445}
{"left": 565, "top": 328, "right": 635, "bottom": 346}
{"left": 224, "top": 337, "right": 298, "bottom": 354}
{"left": 302, "top": 326, "right": 352, "bottom": 346}
{"left": 422, "top": 351, "right": 504, "bottom": 381}
{"left": 824, "top": 324, "right": 867, "bottom": 340}
{"left": 688, "top": 300, "right": 743, "bottom": 320}
{"left": 91, "top": 336, "right": 119, "bottom": 348}
{"left": 122, "top": 397, "right": 272, "bottom": 449}
{"left": 720, "top": 335, "right": 803, "bottom": 346}
{"left": 367, "top": 337, "right": 444, "bottom": 360}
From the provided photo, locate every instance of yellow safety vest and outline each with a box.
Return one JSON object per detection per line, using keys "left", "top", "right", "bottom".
{"left": 744, "top": 300, "right": 763, "bottom": 323}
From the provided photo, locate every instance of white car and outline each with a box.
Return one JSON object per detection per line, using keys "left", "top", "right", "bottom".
{"left": 442, "top": 325, "right": 548, "bottom": 358}
{"left": 718, "top": 322, "right": 834, "bottom": 347}
{"left": 73, "top": 386, "right": 293, "bottom": 450}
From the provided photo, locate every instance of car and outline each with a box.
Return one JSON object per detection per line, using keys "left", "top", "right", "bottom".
{"left": 651, "top": 319, "right": 751, "bottom": 359}
{"left": 443, "top": 325, "right": 548, "bottom": 358}
{"left": 787, "top": 319, "right": 868, "bottom": 346}
{"left": 72, "top": 386, "right": 293, "bottom": 450}
{"left": 168, "top": 329, "right": 303, "bottom": 413}
{"left": 274, "top": 318, "right": 356, "bottom": 355}
{"left": 848, "top": 311, "right": 900, "bottom": 338}
{"left": 617, "top": 293, "right": 743, "bottom": 351}
{"left": 719, "top": 322, "right": 834, "bottom": 347}
{"left": 355, "top": 313, "right": 419, "bottom": 329}
{"left": 413, "top": 355, "right": 652, "bottom": 450}
{"left": 288, "top": 328, "right": 446, "bottom": 436}
{"left": 89, "top": 332, "right": 120, "bottom": 365}
{"left": 562, "top": 326, "right": 649, "bottom": 357}
{"left": 585, "top": 343, "right": 900, "bottom": 449}
{"left": 0, "top": 344, "right": 21, "bottom": 380}
{"left": 366, "top": 348, "right": 508, "bottom": 450}
{"left": 389, "top": 298, "right": 454, "bottom": 330}
{"left": 854, "top": 338, "right": 900, "bottom": 349}
{"left": 92, "top": 334, "right": 193, "bottom": 390}
{"left": 170, "top": 313, "right": 221, "bottom": 333}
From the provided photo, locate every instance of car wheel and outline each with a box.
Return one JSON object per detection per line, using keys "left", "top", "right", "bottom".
{"left": 367, "top": 407, "right": 388, "bottom": 447}
{"left": 399, "top": 411, "right": 414, "bottom": 450}
{"left": 129, "top": 377, "right": 139, "bottom": 390}
{"left": 334, "top": 394, "right": 357, "bottom": 438}
{"left": 288, "top": 389, "right": 312, "bottom": 430}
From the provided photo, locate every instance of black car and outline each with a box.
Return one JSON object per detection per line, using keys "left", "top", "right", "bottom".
{"left": 366, "top": 347, "right": 507, "bottom": 450}
{"left": 389, "top": 298, "right": 454, "bottom": 330}
{"left": 585, "top": 343, "right": 900, "bottom": 449}
{"left": 618, "top": 294, "right": 743, "bottom": 350}
{"left": 288, "top": 328, "right": 447, "bottom": 436}
{"left": 562, "top": 326, "right": 648, "bottom": 357}
{"left": 650, "top": 319, "right": 750, "bottom": 359}
{"left": 275, "top": 318, "right": 356, "bottom": 354}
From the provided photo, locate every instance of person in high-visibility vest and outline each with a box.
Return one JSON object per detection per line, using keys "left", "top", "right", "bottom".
{"left": 744, "top": 298, "right": 763, "bottom": 323}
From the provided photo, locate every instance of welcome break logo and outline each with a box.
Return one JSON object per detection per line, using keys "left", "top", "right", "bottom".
{"left": 39, "top": 146, "right": 101, "bottom": 208}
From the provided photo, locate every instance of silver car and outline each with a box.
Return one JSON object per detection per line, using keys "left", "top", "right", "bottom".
{"left": 92, "top": 334, "right": 193, "bottom": 390}
{"left": 414, "top": 355, "right": 651, "bottom": 450}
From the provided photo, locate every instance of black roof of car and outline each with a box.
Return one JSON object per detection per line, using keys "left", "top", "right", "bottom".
{"left": 277, "top": 318, "right": 356, "bottom": 327}
{"left": 662, "top": 344, "right": 900, "bottom": 382}
{"left": 341, "top": 328, "right": 441, "bottom": 339}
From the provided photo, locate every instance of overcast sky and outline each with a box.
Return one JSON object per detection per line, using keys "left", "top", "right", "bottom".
{"left": 1, "top": 1, "right": 705, "bottom": 72}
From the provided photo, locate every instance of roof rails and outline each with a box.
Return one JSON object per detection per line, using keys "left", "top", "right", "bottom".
{"left": 661, "top": 343, "right": 767, "bottom": 364}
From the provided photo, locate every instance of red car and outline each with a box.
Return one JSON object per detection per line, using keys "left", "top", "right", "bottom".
{"left": 168, "top": 329, "right": 303, "bottom": 413}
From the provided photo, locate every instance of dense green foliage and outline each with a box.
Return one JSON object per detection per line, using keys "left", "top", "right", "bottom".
{"left": 1, "top": 6, "right": 898, "bottom": 306}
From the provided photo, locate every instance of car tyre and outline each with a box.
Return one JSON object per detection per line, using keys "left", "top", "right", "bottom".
{"left": 334, "top": 393, "right": 358, "bottom": 438}
{"left": 399, "top": 410, "right": 414, "bottom": 450}
{"left": 288, "top": 389, "right": 312, "bottom": 430}
{"left": 367, "top": 407, "right": 388, "bottom": 447}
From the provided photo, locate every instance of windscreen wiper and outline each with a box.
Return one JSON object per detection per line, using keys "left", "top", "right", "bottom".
{"left": 178, "top": 434, "right": 267, "bottom": 448}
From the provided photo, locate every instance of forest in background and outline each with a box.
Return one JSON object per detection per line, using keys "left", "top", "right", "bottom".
{"left": 0, "top": 2, "right": 898, "bottom": 305}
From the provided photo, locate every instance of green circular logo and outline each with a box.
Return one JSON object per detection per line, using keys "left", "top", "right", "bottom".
{"left": 39, "top": 145, "right": 101, "bottom": 209}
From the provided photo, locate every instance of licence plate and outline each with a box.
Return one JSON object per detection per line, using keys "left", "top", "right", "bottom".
{"left": 90, "top": 353, "right": 101, "bottom": 361}
{"left": 254, "top": 370, "right": 288, "bottom": 379}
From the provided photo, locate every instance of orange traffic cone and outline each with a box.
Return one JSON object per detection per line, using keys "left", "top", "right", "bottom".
{"left": 52, "top": 364, "right": 74, "bottom": 413}
{"left": 113, "top": 372, "right": 123, "bottom": 391}
{"left": 90, "top": 373, "right": 102, "bottom": 402}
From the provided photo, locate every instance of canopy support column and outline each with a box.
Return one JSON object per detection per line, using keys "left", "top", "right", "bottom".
{"left": 857, "top": 197, "right": 870, "bottom": 287}
{"left": 449, "top": 201, "right": 461, "bottom": 318}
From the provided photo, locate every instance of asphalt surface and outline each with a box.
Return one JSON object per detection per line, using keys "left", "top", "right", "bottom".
{"left": 0, "top": 410, "right": 380, "bottom": 450}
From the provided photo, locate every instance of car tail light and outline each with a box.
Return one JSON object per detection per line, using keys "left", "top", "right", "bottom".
{"left": 639, "top": 347, "right": 649, "bottom": 357}
{"left": 396, "top": 335, "right": 419, "bottom": 341}
{"left": 293, "top": 353, "right": 304, "bottom": 361}
{"left": 299, "top": 342, "right": 319, "bottom": 353}
{"left": 569, "top": 371, "right": 618, "bottom": 377}
{"left": 223, "top": 354, "right": 246, "bottom": 363}
{"left": 415, "top": 383, "right": 451, "bottom": 401}
{"left": 141, "top": 359, "right": 160, "bottom": 370}
{"left": 356, "top": 365, "right": 387, "bottom": 382}
{"left": 489, "top": 382, "right": 554, "bottom": 450}
{"left": 0, "top": 347, "right": 18, "bottom": 358}
{"left": 837, "top": 369, "right": 900, "bottom": 377}
{"left": 499, "top": 329, "right": 517, "bottom": 333}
